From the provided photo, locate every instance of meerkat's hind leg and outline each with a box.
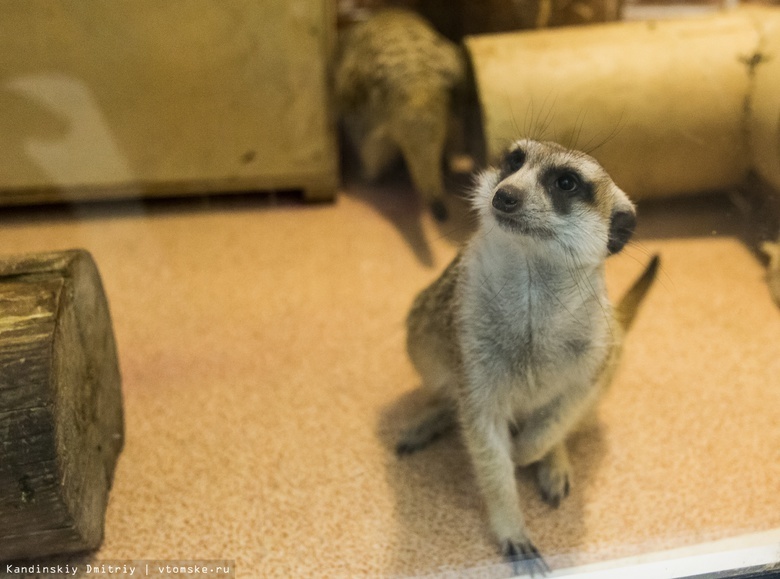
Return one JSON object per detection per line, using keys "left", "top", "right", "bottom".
{"left": 401, "top": 134, "right": 448, "bottom": 222}
{"left": 536, "top": 443, "right": 572, "bottom": 508}
{"left": 359, "top": 126, "right": 400, "bottom": 182}
{"left": 343, "top": 116, "right": 399, "bottom": 182}
{"left": 392, "top": 105, "right": 450, "bottom": 222}
{"left": 396, "top": 397, "right": 456, "bottom": 455}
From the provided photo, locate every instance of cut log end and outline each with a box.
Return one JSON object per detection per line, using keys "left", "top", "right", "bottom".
{"left": 0, "top": 249, "right": 124, "bottom": 562}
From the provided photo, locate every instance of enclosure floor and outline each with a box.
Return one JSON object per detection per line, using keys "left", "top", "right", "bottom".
{"left": 1, "top": 183, "right": 778, "bottom": 578}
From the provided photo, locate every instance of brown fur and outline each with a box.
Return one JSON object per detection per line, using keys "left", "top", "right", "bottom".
{"left": 399, "top": 140, "right": 659, "bottom": 575}
{"left": 334, "top": 8, "right": 466, "bottom": 221}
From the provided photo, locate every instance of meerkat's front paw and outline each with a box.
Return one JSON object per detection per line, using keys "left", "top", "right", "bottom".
{"left": 537, "top": 445, "right": 572, "bottom": 508}
{"left": 502, "top": 537, "right": 550, "bottom": 577}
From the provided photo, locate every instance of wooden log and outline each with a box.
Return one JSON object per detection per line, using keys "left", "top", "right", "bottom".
{"left": 0, "top": 250, "right": 123, "bottom": 561}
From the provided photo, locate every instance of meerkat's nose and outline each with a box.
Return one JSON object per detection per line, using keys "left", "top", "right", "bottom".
{"left": 492, "top": 187, "right": 522, "bottom": 214}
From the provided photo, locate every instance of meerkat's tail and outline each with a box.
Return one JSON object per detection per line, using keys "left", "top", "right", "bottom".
{"left": 614, "top": 255, "right": 660, "bottom": 332}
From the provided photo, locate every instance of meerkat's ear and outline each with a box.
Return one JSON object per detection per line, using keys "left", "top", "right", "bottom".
{"left": 607, "top": 187, "right": 637, "bottom": 255}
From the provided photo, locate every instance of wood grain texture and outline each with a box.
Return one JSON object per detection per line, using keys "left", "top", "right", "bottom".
{"left": 0, "top": 250, "right": 123, "bottom": 562}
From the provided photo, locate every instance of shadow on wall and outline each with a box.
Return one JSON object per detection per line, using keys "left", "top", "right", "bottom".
{"left": 0, "top": 82, "right": 70, "bottom": 188}
{"left": 2, "top": 74, "right": 135, "bottom": 198}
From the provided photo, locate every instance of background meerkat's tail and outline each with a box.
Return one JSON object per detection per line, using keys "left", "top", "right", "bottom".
{"left": 614, "top": 255, "right": 660, "bottom": 332}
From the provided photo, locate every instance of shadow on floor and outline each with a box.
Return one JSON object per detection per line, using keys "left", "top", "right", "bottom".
{"left": 376, "top": 389, "right": 608, "bottom": 577}
{"left": 345, "top": 170, "right": 780, "bottom": 272}
{"left": 1, "top": 180, "right": 775, "bottom": 276}
{"left": 340, "top": 166, "right": 478, "bottom": 269}
{"left": 0, "top": 188, "right": 312, "bottom": 229}
{"left": 635, "top": 191, "right": 778, "bottom": 262}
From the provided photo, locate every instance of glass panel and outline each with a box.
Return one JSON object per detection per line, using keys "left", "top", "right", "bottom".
{"left": 0, "top": 1, "right": 778, "bottom": 577}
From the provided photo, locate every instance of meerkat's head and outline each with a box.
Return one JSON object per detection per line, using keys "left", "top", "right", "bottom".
{"left": 473, "top": 139, "right": 636, "bottom": 262}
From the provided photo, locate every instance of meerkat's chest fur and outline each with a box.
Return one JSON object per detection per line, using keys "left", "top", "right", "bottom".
{"left": 457, "top": 236, "right": 612, "bottom": 417}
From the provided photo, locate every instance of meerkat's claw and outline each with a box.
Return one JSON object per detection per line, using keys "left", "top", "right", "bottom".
{"left": 503, "top": 539, "right": 550, "bottom": 577}
{"left": 430, "top": 199, "right": 449, "bottom": 222}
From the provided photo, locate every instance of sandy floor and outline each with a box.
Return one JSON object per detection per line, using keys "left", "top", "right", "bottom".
{"left": 0, "top": 182, "right": 778, "bottom": 578}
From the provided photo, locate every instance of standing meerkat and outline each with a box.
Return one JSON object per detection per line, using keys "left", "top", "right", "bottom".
{"left": 400, "top": 139, "right": 659, "bottom": 575}
{"left": 334, "top": 8, "right": 467, "bottom": 222}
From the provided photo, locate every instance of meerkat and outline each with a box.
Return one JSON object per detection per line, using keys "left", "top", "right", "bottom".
{"left": 334, "top": 8, "right": 467, "bottom": 222}
{"left": 399, "top": 139, "right": 659, "bottom": 575}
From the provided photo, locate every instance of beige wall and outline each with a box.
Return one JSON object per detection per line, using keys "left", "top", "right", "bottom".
{"left": 0, "top": 1, "right": 338, "bottom": 204}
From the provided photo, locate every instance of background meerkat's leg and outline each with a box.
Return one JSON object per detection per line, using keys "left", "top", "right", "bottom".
{"left": 396, "top": 398, "right": 456, "bottom": 455}
{"left": 535, "top": 443, "right": 572, "bottom": 508}
{"left": 342, "top": 116, "right": 399, "bottom": 182}
{"left": 392, "top": 103, "right": 449, "bottom": 221}
{"left": 513, "top": 385, "right": 600, "bottom": 467}
{"left": 359, "top": 127, "right": 400, "bottom": 182}
{"left": 460, "top": 405, "right": 549, "bottom": 575}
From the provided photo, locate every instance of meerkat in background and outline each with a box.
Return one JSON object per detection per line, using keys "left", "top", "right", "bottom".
{"left": 400, "top": 139, "right": 659, "bottom": 574}
{"left": 334, "top": 8, "right": 467, "bottom": 222}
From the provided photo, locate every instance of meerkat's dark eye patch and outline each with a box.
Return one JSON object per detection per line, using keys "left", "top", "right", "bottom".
{"left": 542, "top": 167, "right": 594, "bottom": 214}
{"left": 499, "top": 147, "right": 526, "bottom": 179}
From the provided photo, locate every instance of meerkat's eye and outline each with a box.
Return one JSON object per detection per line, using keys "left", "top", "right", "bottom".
{"left": 502, "top": 148, "right": 525, "bottom": 175}
{"left": 556, "top": 172, "right": 580, "bottom": 192}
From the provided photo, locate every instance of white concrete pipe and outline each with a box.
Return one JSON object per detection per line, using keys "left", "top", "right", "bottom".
{"left": 466, "top": 6, "right": 780, "bottom": 199}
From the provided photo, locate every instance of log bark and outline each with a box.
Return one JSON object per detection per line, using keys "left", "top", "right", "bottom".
{"left": 0, "top": 250, "right": 123, "bottom": 561}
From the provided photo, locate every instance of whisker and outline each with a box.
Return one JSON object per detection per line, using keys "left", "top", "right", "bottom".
{"left": 535, "top": 94, "right": 558, "bottom": 140}
{"left": 571, "top": 106, "right": 589, "bottom": 151}
{"left": 581, "top": 111, "right": 626, "bottom": 155}
{"left": 510, "top": 103, "right": 522, "bottom": 141}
